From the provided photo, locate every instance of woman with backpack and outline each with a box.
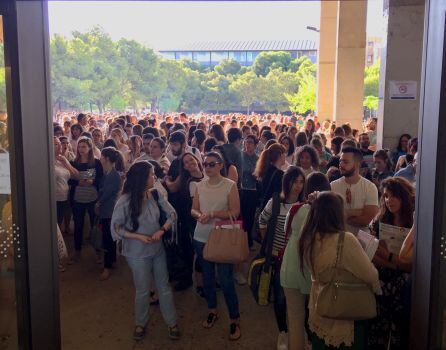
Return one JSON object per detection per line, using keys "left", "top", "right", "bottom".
{"left": 258, "top": 166, "right": 306, "bottom": 350}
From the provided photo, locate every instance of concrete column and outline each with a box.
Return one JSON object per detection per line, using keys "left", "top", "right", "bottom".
{"left": 377, "top": 0, "right": 424, "bottom": 149}
{"left": 333, "top": 0, "right": 367, "bottom": 130}
{"left": 316, "top": 1, "right": 337, "bottom": 121}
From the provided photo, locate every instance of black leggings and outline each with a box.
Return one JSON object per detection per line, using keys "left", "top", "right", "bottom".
{"left": 272, "top": 260, "right": 287, "bottom": 332}
{"left": 72, "top": 201, "right": 96, "bottom": 251}
{"left": 101, "top": 218, "right": 116, "bottom": 269}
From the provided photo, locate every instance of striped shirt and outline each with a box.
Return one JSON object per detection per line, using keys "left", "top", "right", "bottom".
{"left": 259, "top": 198, "right": 296, "bottom": 256}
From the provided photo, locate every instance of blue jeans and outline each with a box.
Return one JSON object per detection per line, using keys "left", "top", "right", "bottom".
{"left": 193, "top": 240, "right": 240, "bottom": 320}
{"left": 126, "top": 248, "right": 177, "bottom": 327}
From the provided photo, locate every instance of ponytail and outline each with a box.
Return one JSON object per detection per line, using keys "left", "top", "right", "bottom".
{"left": 101, "top": 146, "right": 125, "bottom": 172}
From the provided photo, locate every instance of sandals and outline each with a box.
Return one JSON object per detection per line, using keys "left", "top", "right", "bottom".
{"left": 229, "top": 320, "right": 241, "bottom": 341}
{"left": 168, "top": 324, "right": 181, "bottom": 340}
{"left": 133, "top": 325, "right": 145, "bottom": 341}
{"left": 202, "top": 312, "right": 219, "bottom": 329}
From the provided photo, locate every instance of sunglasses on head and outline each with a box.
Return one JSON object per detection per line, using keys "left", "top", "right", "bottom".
{"left": 203, "top": 161, "right": 221, "bottom": 168}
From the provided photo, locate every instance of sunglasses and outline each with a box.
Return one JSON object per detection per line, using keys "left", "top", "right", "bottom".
{"left": 203, "top": 161, "right": 221, "bottom": 168}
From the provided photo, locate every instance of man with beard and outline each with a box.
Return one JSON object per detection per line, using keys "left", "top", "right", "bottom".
{"left": 330, "top": 147, "right": 379, "bottom": 234}
{"left": 359, "top": 133, "right": 374, "bottom": 170}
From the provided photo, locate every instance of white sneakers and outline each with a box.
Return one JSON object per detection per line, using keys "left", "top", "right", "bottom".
{"left": 277, "top": 331, "right": 289, "bottom": 350}
{"left": 233, "top": 272, "right": 247, "bottom": 285}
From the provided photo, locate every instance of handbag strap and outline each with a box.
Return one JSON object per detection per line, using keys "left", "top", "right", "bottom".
{"left": 330, "top": 231, "right": 346, "bottom": 283}
{"left": 262, "top": 192, "right": 281, "bottom": 271}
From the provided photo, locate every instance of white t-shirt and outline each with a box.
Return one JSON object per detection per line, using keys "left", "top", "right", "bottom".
{"left": 330, "top": 176, "right": 378, "bottom": 234}
{"left": 54, "top": 163, "right": 71, "bottom": 202}
{"left": 193, "top": 177, "right": 235, "bottom": 243}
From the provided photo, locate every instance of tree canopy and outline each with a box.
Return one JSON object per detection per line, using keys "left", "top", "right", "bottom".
{"left": 48, "top": 27, "right": 377, "bottom": 115}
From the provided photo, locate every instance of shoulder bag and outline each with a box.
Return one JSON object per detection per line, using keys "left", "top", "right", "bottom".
{"left": 316, "top": 231, "right": 377, "bottom": 320}
{"left": 203, "top": 212, "right": 249, "bottom": 264}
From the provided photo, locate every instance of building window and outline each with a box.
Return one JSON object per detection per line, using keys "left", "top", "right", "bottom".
{"left": 160, "top": 52, "right": 175, "bottom": 60}
{"left": 193, "top": 51, "right": 211, "bottom": 63}
{"left": 228, "top": 51, "right": 247, "bottom": 65}
{"left": 246, "top": 51, "right": 259, "bottom": 63}
{"left": 367, "top": 55, "right": 373, "bottom": 63}
{"left": 176, "top": 51, "right": 193, "bottom": 60}
{"left": 210, "top": 51, "right": 228, "bottom": 64}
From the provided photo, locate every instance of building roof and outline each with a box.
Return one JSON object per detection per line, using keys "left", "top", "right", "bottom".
{"left": 158, "top": 40, "right": 317, "bottom": 52}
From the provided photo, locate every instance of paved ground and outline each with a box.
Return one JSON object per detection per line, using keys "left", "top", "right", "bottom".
{"left": 59, "top": 242, "right": 278, "bottom": 350}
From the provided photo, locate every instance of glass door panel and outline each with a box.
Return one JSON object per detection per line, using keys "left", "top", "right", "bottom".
{"left": 0, "top": 13, "right": 18, "bottom": 350}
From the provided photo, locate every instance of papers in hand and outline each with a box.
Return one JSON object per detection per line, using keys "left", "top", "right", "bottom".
{"left": 379, "top": 222, "right": 410, "bottom": 255}
{"left": 358, "top": 230, "right": 379, "bottom": 260}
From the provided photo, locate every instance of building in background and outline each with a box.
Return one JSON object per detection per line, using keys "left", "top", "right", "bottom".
{"left": 366, "top": 36, "right": 382, "bottom": 66}
{"left": 158, "top": 40, "right": 318, "bottom": 67}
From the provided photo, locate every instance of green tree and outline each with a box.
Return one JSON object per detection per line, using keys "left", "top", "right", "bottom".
{"left": 201, "top": 72, "right": 234, "bottom": 112}
{"left": 252, "top": 51, "right": 292, "bottom": 76}
{"left": 364, "top": 60, "right": 380, "bottom": 97}
{"left": 263, "top": 68, "right": 299, "bottom": 112}
{"left": 214, "top": 59, "right": 241, "bottom": 76}
{"left": 363, "top": 60, "right": 380, "bottom": 112}
{"left": 229, "top": 71, "right": 264, "bottom": 113}
{"left": 285, "top": 59, "right": 317, "bottom": 114}
{"left": 117, "top": 38, "right": 165, "bottom": 111}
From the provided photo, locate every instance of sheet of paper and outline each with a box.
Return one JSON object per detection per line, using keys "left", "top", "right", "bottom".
{"left": 379, "top": 222, "right": 410, "bottom": 255}
{"left": 357, "top": 230, "right": 379, "bottom": 260}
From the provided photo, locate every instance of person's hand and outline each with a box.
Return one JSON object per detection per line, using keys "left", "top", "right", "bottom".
{"left": 375, "top": 240, "right": 390, "bottom": 260}
{"left": 320, "top": 159, "right": 328, "bottom": 168}
{"left": 198, "top": 213, "right": 211, "bottom": 224}
{"left": 307, "top": 191, "right": 319, "bottom": 204}
{"left": 151, "top": 229, "right": 165, "bottom": 242}
{"left": 326, "top": 166, "right": 338, "bottom": 178}
{"left": 56, "top": 154, "right": 70, "bottom": 167}
{"left": 138, "top": 235, "right": 153, "bottom": 244}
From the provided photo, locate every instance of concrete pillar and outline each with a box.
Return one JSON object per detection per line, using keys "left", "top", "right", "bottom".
{"left": 377, "top": 0, "right": 424, "bottom": 149}
{"left": 333, "top": 0, "right": 367, "bottom": 130}
{"left": 316, "top": 1, "right": 337, "bottom": 121}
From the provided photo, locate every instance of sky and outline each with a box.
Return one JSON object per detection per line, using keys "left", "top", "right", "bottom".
{"left": 48, "top": 1, "right": 385, "bottom": 51}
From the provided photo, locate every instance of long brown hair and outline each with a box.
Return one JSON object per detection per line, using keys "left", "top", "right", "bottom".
{"left": 298, "top": 191, "right": 345, "bottom": 273}
{"left": 379, "top": 177, "right": 415, "bottom": 228}
{"left": 253, "top": 143, "right": 285, "bottom": 180}
{"left": 74, "top": 137, "right": 95, "bottom": 166}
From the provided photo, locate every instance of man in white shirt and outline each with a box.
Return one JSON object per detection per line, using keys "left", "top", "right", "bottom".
{"left": 331, "top": 147, "right": 379, "bottom": 234}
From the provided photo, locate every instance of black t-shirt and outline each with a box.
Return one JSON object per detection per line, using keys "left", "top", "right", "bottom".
{"left": 167, "top": 158, "right": 181, "bottom": 181}
{"left": 258, "top": 167, "right": 284, "bottom": 209}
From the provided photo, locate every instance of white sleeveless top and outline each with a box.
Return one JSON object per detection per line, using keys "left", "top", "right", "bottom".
{"left": 193, "top": 177, "right": 235, "bottom": 243}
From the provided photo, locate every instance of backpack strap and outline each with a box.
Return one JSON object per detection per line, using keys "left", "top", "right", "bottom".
{"left": 284, "top": 203, "right": 305, "bottom": 243}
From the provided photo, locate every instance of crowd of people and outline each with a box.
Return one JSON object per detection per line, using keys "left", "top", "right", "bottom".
{"left": 53, "top": 110, "right": 417, "bottom": 349}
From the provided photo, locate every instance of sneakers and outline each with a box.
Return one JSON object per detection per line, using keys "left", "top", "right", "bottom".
{"left": 133, "top": 326, "right": 145, "bottom": 341}
{"left": 229, "top": 320, "right": 241, "bottom": 341}
{"left": 168, "top": 325, "right": 181, "bottom": 340}
{"left": 234, "top": 272, "right": 247, "bottom": 286}
{"left": 277, "top": 331, "right": 289, "bottom": 350}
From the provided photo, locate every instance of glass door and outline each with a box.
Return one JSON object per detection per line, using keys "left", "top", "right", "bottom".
{"left": 0, "top": 8, "right": 27, "bottom": 350}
